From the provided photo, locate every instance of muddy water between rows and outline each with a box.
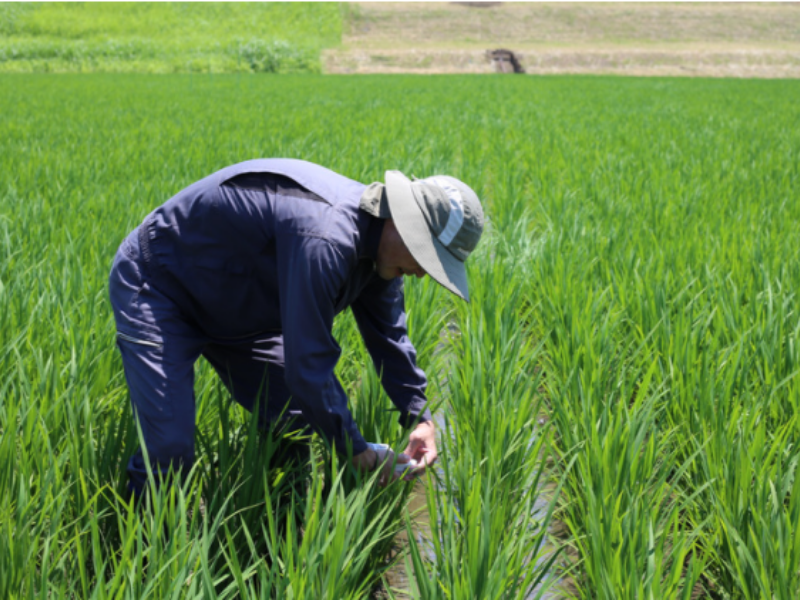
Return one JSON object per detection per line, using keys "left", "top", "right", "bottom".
{"left": 381, "top": 416, "right": 562, "bottom": 599}
{"left": 382, "top": 484, "right": 562, "bottom": 599}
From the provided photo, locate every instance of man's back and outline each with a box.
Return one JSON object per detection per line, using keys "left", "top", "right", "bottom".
{"left": 137, "top": 159, "right": 370, "bottom": 339}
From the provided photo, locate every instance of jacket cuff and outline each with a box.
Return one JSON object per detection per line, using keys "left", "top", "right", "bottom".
{"left": 336, "top": 426, "right": 367, "bottom": 456}
{"left": 350, "top": 436, "right": 368, "bottom": 456}
{"left": 327, "top": 425, "right": 367, "bottom": 457}
{"left": 397, "top": 406, "right": 433, "bottom": 429}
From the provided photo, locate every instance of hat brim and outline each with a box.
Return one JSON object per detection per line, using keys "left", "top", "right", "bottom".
{"left": 385, "top": 170, "right": 470, "bottom": 302}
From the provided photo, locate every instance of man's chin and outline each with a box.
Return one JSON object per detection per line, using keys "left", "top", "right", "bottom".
{"left": 376, "top": 265, "right": 398, "bottom": 281}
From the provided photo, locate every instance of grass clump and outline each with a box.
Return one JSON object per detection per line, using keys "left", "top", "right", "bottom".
{"left": 0, "top": 3, "right": 342, "bottom": 73}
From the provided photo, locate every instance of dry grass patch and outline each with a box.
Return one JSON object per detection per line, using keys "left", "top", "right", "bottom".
{"left": 327, "top": 2, "right": 800, "bottom": 76}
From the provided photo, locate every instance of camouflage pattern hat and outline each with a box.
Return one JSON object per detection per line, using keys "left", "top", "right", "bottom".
{"left": 384, "top": 170, "right": 484, "bottom": 302}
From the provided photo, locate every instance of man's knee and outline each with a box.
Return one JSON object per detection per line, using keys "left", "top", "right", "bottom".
{"left": 153, "top": 436, "right": 195, "bottom": 465}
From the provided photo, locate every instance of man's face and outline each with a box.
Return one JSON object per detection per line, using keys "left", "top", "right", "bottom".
{"left": 376, "top": 219, "right": 426, "bottom": 281}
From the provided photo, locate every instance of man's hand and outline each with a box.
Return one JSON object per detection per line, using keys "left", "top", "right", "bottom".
{"left": 401, "top": 420, "right": 438, "bottom": 477}
{"left": 351, "top": 420, "right": 438, "bottom": 485}
{"left": 352, "top": 447, "right": 396, "bottom": 486}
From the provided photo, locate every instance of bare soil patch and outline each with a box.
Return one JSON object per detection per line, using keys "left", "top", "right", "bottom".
{"left": 325, "top": 2, "right": 800, "bottom": 77}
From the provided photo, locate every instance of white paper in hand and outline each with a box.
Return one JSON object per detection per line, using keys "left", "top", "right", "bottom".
{"left": 367, "top": 442, "right": 418, "bottom": 478}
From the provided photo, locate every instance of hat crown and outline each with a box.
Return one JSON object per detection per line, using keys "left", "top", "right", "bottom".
{"left": 411, "top": 176, "right": 484, "bottom": 262}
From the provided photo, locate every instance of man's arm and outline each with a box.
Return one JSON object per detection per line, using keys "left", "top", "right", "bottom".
{"left": 351, "top": 276, "right": 438, "bottom": 470}
{"left": 276, "top": 233, "right": 368, "bottom": 457}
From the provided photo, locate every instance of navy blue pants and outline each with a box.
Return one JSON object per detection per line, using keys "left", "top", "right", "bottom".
{"left": 109, "top": 229, "right": 308, "bottom": 495}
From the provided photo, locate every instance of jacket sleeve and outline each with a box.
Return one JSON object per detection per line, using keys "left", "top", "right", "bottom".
{"left": 276, "top": 233, "right": 367, "bottom": 455}
{"left": 351, "top": 276, "right": 432, "bottom": 428}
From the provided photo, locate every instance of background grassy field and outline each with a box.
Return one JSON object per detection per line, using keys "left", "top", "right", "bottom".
{"left": 2, "top": 72, "right": 799, "bottom": 598}
{"left": 3, "top": 2, "right": 799, "bottom": 76}
{"left": 330, "top": 2, "right": 800, "bottom": 77}
{"left": 0, "top": 3, "right": 342, "bottom": 73}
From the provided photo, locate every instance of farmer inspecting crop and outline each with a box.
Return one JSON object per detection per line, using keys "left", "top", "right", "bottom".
{"left": 109, "top": 159, "right": 484, "bottom": 496}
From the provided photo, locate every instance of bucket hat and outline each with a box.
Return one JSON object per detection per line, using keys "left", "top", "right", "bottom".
{"left": 385, "top": 171, "right": 484, "bottom": 302}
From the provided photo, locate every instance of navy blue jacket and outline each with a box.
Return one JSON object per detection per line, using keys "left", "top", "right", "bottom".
{"left": 136, "top": 159, "right": 430, "bottom": 455}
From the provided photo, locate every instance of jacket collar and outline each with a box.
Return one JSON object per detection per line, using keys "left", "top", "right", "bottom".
{"left": 358, "top": 210, "right": 385, "bottom": 263}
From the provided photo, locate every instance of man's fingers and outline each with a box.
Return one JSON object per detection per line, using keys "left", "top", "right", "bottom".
{"left": 402, "top": 437, "right": 418, "bottom": 452}
{"left": 372, "top": 448, "right": 397, "bottom": 487}
{"left": 402, "top": 440, "right": 418, "bottom": 457}
{"left": 407, "top": 445, "right": 433, "bottom": 462}
{"left": 352, "top": 448, "right": 377, "bottom": 472}
{"left": 364, "top": 444, "right": 437, "bottom": 485}
{"left": 409, "top": 449, "right": 437, "bottom": 475}
{"left": 382, "top": 459, "right": 395, "bottom": 486}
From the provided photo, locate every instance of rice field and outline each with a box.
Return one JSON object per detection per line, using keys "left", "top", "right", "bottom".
{"left": 1, "top": 73, "right": 799, "bottom": 599}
